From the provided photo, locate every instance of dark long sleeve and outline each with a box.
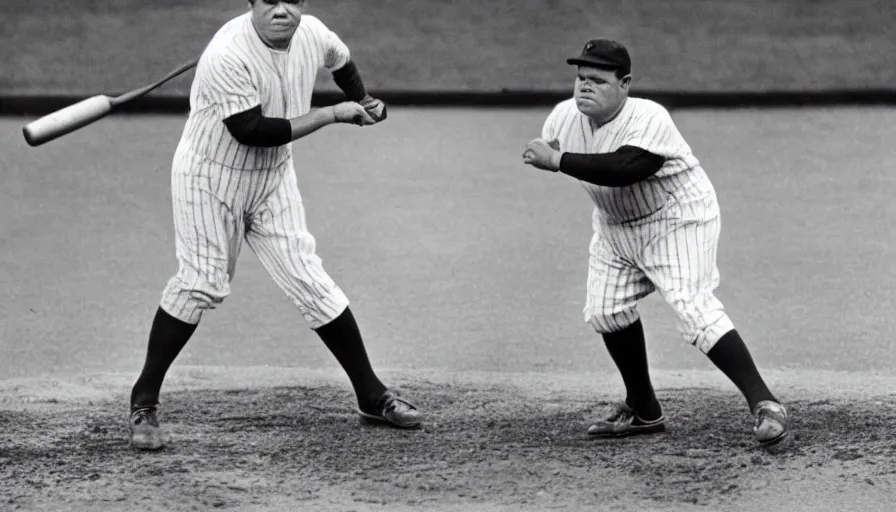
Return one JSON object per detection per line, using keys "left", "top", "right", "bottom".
{"left": 223, "top": 105, "right": 292, "bottom": 147}
{"left": 558, "top": 145, "right": 665, "bottom": 187}
{"left": 331, "top": 60, "right": 368, "bottom": 102}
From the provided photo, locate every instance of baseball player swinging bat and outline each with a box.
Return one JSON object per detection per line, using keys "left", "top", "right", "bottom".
{"left": 22, "top": 57, "right": 199, "bottom": 147}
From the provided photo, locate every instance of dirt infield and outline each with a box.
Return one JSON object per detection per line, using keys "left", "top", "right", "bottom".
{"left": 2, "top": 367, "right": 895, "bottom": 511}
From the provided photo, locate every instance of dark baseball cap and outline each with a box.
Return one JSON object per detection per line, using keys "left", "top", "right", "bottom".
{"left": 566, "top": 39, "right": 631, "bottom": 75}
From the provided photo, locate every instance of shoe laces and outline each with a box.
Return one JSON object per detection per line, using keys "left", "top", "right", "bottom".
{"left": 606, "top": 403, "right": 635, "bottom": 424}
{"left": 754, "top": 402, "right": 784, "bottom": 427}
{"left": 384, "top": 396, "right": 417, "bottom": 415}
{"left": 132, "top": 407, "right": 160, "bottom": 428}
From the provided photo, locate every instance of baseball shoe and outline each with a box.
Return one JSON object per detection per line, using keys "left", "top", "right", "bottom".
{"left": 128, "top": 405, "right": 166, "bottom": 451}
{"left": 752, "top": 400, "right": 788, "bottom": 446}
{"left": 587, "top": 402, "right": 666, "bottom": 438}
{"left": 358, "top": 390, "right": 422, "bottom": 429}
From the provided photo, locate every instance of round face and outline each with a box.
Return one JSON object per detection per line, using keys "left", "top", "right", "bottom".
{"left": 250, "top": 0, "right": 305, "bottom": 50}
{"left": 573, "top": 65, "right": 631, "bottom": 123}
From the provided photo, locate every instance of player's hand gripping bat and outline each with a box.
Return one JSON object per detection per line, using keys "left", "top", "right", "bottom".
{"left": 359, "top": 95, "right": 387, "bottom": 123}
{"left": 22, "top": 57, "right": 199, "bottom": 147}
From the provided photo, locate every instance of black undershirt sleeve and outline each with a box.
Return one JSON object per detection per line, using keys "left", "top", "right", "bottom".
{"left": 331, "top": 60, "right": 368, "bottom": 102}
{"left": 558, "top": 145, "right": 666, "bottom": 187}
{"left": 223, "top": 105, "right": 292, "bottom": 147}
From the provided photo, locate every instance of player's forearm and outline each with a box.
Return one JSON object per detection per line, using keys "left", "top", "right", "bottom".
{"left": 223, "top": 106, "right": 338, "bottom": 147}
{"left": 331, "top": 60, "right": 368, "bottom": 102}
{"left": 287, "top": 107, "right": 337, "bottom": 141}
{"left": 558, "top": 146, "right": 665, "bottom": 187}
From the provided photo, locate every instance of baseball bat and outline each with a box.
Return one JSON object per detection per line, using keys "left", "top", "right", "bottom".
{"left": 23, "top": 57, "right": 199, "bottom": 147}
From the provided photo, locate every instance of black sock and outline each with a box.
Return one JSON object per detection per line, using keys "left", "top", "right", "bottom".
{"left": 706, "top": 329, "right": 777, "bottom": 411}
{"left": 314, "top": 307, "right": 386, "bottom": 412}
{"left": 602, "top": 319, "right": 662, "bottom": 421}
{"left": 130, "top": 307, "right": 198, "bottom": 408}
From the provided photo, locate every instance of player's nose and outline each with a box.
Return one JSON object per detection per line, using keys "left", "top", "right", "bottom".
{"left": 271, "top": 3, "right": 290, "bottom": 15}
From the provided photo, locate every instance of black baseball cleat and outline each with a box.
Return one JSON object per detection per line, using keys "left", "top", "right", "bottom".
{"left": 358, "top": 390, "right": 422, "bottom": 429}
{"left": 587, "top": 402, "right": 666, "bottom": 438}
{"left": 128, "top": 405, "right": 166, "bottom": 451}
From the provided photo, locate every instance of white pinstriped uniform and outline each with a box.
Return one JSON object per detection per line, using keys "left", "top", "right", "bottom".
{"left": 159, "top": 13, "right": 351, "bottom": 328}
{"left": 542, "top": 97, "right": 734, "bottom": 353}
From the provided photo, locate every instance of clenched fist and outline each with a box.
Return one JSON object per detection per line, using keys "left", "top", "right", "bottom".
{"left": 522, "top": 138, "right": 562, "bottom": 171}
{"left": 331, "top": 102, "right": 376, "bottom": 126}
{"left": 360, "top": 95, "right": 387, "bottom": 123}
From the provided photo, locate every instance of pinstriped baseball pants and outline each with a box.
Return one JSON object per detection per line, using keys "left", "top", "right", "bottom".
{"left": 584, "top": 196, "right": 734, "bottom": 354}
{"left": 159, "top": 148, "right": 349, "bottom": 328}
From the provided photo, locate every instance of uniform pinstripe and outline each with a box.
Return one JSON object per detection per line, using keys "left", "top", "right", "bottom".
{"left": 543, "top": 97, "right": 734, "bottom": 353}
{"left": 159, "top": 13, "right": 351, "bottom": 328}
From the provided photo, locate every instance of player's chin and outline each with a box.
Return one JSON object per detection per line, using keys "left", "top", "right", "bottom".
{"left": 267, "top": 31, "right": 296, "bottom": 45}
{"left": 575, "top": 98, "right": 602, "bottom": 116}
{"left": 269, "top": 22, "right": 298, "bottom": 35}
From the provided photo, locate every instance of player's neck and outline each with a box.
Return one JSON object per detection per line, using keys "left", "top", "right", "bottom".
{"left": 590, "top": 97, "right": 628, "bottom": 128}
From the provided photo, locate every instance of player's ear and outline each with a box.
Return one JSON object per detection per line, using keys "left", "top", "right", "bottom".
{"left": 620, "top": 74, "right": 632, "bottom": 89}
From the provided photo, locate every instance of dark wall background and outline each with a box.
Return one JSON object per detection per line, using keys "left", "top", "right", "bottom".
{"left": 2, "top": 0, "right": 894, "bottom": 97}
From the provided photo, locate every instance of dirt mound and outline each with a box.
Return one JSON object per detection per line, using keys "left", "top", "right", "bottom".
{"left": 1, "top": 368, "right": 894, "bottom": 511}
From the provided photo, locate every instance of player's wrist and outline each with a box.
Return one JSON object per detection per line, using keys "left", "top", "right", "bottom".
{"left": 550, "top": 151, "right": 563, "bottom": 171}
{"left": 324, "top": 106, "right": 338, "bottom": 124}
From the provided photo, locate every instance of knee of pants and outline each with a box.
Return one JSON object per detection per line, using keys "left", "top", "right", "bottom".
{"left": 160, "top": 269, "right": 231, "bottom": 325}
{"left": 285, "top": 281, "right": 350, "bottom": 330}
{"left": 585, "top": 307, "right": 641, "bottom": 334}
{"left": 669, "top": 298, "right": 735, "bottom": 354}
{"left": 274, "top": 252, "right": 341, "bottom": 302}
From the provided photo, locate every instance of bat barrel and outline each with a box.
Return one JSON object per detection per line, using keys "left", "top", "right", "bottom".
{"left": 21, "top": 58, "right": 196, "bottom": 147}
{"left": 22, "top": 95, "right": 114, "bottom": 147}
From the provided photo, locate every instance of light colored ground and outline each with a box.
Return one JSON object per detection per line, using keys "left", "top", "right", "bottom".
{"left": 1, "top": 107, "right": 895, "bottom": 379}
{"left": 1, "top": 107, "right": 895, "bottom": 510}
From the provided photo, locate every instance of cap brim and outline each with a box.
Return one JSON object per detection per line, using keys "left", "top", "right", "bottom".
{"left": 566, "top": 56, "right": 625, "bottom": 70}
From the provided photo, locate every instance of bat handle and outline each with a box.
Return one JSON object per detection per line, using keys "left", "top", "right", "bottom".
{"left": 110, "top": 57, "right": 199, "bottom": 107}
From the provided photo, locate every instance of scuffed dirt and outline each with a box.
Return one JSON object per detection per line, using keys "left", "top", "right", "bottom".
{"left": 1, "top": 368, "right": 894, "bottom": 511}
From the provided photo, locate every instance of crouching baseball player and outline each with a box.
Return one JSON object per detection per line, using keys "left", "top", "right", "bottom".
{"left": 522, "top": 39, "right": 788, "bottom": 446}
{"left": 128, "top": 0, "right": 421, "bottom": 451}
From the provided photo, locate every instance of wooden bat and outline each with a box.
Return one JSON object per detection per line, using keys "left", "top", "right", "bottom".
{"left": 22, "top": 57, "right": 199, "bottom": 147}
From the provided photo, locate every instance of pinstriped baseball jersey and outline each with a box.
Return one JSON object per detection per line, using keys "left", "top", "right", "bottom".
{"left": 177, "top": 13, "right": 349, "bottom": 170}
{"left": 159, "top": 13, "right": 352, "bottom": 328}
{"left": 542, "top": 97, "right": 716, "bottom": 226}
{"left": 541, "top": 97, "right": 734, "bottom": 352}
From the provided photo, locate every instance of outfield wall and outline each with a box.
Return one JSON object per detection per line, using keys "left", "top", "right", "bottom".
{"left": 2, "top": 89, "right": 895, "bottom": 117}
{"left": 0, "top": 89, "right": 896, "bottom": 116}
{"left": 3, "top": 0, "right": 894, "bottom": 113}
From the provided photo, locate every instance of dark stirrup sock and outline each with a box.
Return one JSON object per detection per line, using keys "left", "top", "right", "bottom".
{"left": 314, "top": 307, "right": 387, "bottom": 410}
{"left": 130, "top": 307, "right": 198, "bottom": 408}
{"left": 706, "top": 329, "right": 777, "bottom": 411}
{"left": 602, "top": 319, "right": 663, "bottom": 421}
